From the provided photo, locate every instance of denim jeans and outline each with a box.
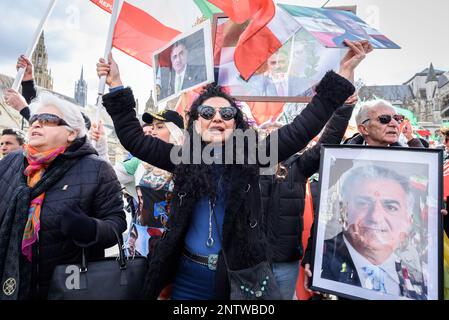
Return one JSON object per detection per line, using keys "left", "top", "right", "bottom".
{"left": 171, "top": 255, "right": 217, "bottom": 300}
{"left": 272, "top": 261, "right": 300, "bottom": 300}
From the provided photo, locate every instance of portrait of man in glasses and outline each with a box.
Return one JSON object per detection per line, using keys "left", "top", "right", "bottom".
{"left": 345, "top": 99, "right": 424, "bottom": 148}
{"left": 321, "top": 164, "right": 427, "bottom": 299}
{"left": 155, "top": 30, "right": 208, "bottom": 102}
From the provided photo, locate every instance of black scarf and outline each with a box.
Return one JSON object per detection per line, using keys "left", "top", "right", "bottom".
{"left": 0, "top": 155, "right": 77, "bottom": 300}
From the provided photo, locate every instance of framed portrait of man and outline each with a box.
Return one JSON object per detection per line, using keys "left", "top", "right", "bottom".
{"left": 311, "top": 145, "right": 443, "bottom": 300}
{"left": 153, "top": 19, "right": 214, "bottom": 104}
{"left": 212, "top": 13, "right": 345, "bottom": 102}
{"left": 278, "top": 4, "right": 401, "bottom": 49}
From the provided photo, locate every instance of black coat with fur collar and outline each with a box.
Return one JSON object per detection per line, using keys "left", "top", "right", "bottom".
{"left": 102, "top": 71, "right": 355, "bottom": 299}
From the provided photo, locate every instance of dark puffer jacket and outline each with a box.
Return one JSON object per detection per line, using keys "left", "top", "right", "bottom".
{"left": 102, "top": 71, "right": 355, "bottom": 299}
{"left": 261, "top": 105, "right": 354, "bottom": 263}
{"left": 0, "top": 137, "right": 127, "bottom": 299}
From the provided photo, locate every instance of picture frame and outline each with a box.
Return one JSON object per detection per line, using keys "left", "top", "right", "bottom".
{"left": 310, "top": 145, "right": 443, "bottom": 300}
{"left": 212, "top": 13, "right": 345, "bottom": 103}
{"left": 278, "top": 4, "right": 401, "bottom": 49}
{"left": 153, "top": 19, "right": 214, "bottom": 105}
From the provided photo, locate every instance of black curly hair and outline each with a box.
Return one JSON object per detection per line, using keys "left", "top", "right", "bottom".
{"left": 173, "top": 83, "right": 257, "bottom": 203}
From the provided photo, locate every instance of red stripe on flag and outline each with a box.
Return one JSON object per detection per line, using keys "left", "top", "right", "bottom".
{"left": 113, "top": 2, "right": 180, "bottom": 66}
{"left": 245, "top": 101, "right": 284, "bottom": 126}
{"left": 90, "top": 0, "right": 113, "bottom": 13}
{"left": 234, "top": 24, "right": 281, "bottom": 81}
{"left": 209, "top": 0, "right": 254, "bottom": 24}
{"left": 210, "top": 0, "right": 277, "bottom": 80}
{"left": 91, "top": 0, "right": 180, "bottom": 66}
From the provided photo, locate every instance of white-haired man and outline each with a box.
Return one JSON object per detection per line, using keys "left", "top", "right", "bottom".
{"left": 346, "top": 99, "right": 423, "bottom": 147}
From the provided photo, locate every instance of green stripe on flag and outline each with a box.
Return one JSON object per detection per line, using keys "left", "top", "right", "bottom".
{"left": 193, "top": 0, "right": 222, "bottom": 19}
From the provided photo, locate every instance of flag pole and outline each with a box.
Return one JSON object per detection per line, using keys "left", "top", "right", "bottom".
{"left": 94, "top": 0, "right": 122, "bottom": 145}
{"left": 11, "top": 0, "right": 58, "bottom": 91}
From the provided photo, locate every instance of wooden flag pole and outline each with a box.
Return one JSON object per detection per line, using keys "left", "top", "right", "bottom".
{"left": 12, "top": 0, "right": 58, "bottom": 91}
{"left": 94, "top": 0, "right": 122, "bottom": 147}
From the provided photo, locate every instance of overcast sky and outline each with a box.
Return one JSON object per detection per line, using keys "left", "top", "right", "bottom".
{"left": 0, "top": 0, "right": 448, "bottom": 112}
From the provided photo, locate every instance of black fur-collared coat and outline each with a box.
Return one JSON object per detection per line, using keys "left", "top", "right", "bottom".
{"left": 102, "top": 71, "right": 355, "bottom": 299}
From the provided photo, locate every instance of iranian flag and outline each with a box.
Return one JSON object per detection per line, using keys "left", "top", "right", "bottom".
{"left": 209, "top": 0, "right": 300, "bottom": 80}
{"left": 90, "top": 0, "right": 203, "bottom": 66}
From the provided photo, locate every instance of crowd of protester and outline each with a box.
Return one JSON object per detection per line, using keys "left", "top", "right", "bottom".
{"left": 0, "top": 39, "right": 447, "bottom": 300}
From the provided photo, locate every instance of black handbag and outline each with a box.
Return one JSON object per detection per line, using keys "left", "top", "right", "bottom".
{"left": 212, "top": 205, "right": 282, "bottom": 300}
{"left": 227, "top": 261, "right": 282, "bottom": 300}
{"left": 47, "top": 229, "right": 147, "bottom": 300}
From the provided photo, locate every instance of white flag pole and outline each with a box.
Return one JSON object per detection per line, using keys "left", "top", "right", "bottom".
{"left": 12, "top": 0, "right": 58, "bottom": 91}
{"left": 95, "top": 0, "right": 122, "bottom": 119}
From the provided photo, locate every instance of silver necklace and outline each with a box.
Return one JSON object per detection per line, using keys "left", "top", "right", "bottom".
{"left": 206, "top": 200, "right": 214, "bottom": 247}
{"left": 206, "top": 174, "right": 223, "bottom": 247}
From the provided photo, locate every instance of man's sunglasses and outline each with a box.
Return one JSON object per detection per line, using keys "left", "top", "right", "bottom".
{"left": 197, "top": 105, "right": 237, "bottom": 121}
{"left": 362, "top": 114, "right": 404, "bottom": 125}
{"left": 29, "top": 113, "right": 70, "bottom": 127}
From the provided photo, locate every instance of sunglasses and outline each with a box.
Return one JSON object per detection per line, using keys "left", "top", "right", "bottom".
{"left": 29, "top": 113, "right": 70, "bottom": 127}
{"left": 197, "top": 105, "right": 237, "bottom": 121}
{"left": 362, "top": 114, "right": 404, "bottom": 125}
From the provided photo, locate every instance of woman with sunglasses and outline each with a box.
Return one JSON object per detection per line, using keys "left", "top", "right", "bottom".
{"left": 0, "top": 93, "right": 126, "bottom": 299}
{"left": 90, "top": 110, "right": 184, "bottom": 259}
{"left": 97, "top": 40, "right": 371, "bottom": 300}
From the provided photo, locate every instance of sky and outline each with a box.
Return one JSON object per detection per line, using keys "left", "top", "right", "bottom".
{"left": 0, "top": 0, "right": 448, "bottom": 112}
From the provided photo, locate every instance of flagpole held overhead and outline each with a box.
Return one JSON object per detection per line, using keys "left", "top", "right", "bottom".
{"left": 94, "top": 0, "right": 122, "bottom": 139}
{"left": 96, "top": 0, "right": 122, "bottom": 103}
{"left": 12, "top": 0, "right": 58, "bottom": 91}
{"left": 97, "top": 0, "right": 122, "bottom": 98}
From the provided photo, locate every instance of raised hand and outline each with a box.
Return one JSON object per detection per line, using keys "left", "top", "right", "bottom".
{"left": 401, "top": 120, "right": 414, "bottom": 141}
{"left": 344, "top": 91, "right": 359, "bottom": 106}
{"left": 338, "top": 40, "right": 373, "bottom": 82}
{"left": 96, "top": 53, "right": 123, "bottom": 88}
{"left": 16, "top": 55, "right": 34, "bottom": 82}
{"left": 4, "top": 88, "right": 28, "bottom": 111}
{"left": 90, "top": 120, "right": 105, "bottom": 142}
{"left": 304, "top": 263, "right": 322, "bottom": 295}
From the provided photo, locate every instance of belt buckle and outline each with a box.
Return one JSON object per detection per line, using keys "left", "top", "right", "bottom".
{"left": 208, "top": 254, "right": 218, "bottom": 271}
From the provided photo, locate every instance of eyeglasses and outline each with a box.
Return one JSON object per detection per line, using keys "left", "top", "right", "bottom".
{"left": 362, "top": 114, "right": 404, "bottom": 125}
{"left": 29, "top": 113, "right": 70, "bottom": 127}
{"left": 197, "top": 105, "right": 237, "bottom": 121}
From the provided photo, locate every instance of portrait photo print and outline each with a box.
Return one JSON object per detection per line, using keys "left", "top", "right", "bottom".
{"left": 213, "top": 14, "right": 344, "bottom": 102}
{"left": 153, "top": 19, "right": 214, "bottom": 104}
{"left": 278, "top": 4, "right": 401, "bottom": 49}
{"left": 311, "top": 146, "right": 443, "bottom": 300}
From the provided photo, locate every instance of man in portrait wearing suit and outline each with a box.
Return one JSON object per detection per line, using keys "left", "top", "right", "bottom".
{"left": 158, "top": 40, "right": 207, "bottom": 100}
{"left": 262, "top": 51, "right": 309, "bottom": 97}
{"left": 321, "top": 165, "right": 427, "bottom": 299}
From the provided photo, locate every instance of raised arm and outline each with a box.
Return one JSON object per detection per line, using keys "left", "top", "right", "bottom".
{"left": 264, "top": 40, "right": 372, "bottom": 164}
{"left": 3, "top": 56, "right": 36, "bottom": 122}
{"left": 98, "top": 54, "right": 176, "bottom": 172}
{"left": 17, "top": 55, "right": 37, "bottom": 104}
{"left": 298, "top": 95, "right": 357, "bottom": 178}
